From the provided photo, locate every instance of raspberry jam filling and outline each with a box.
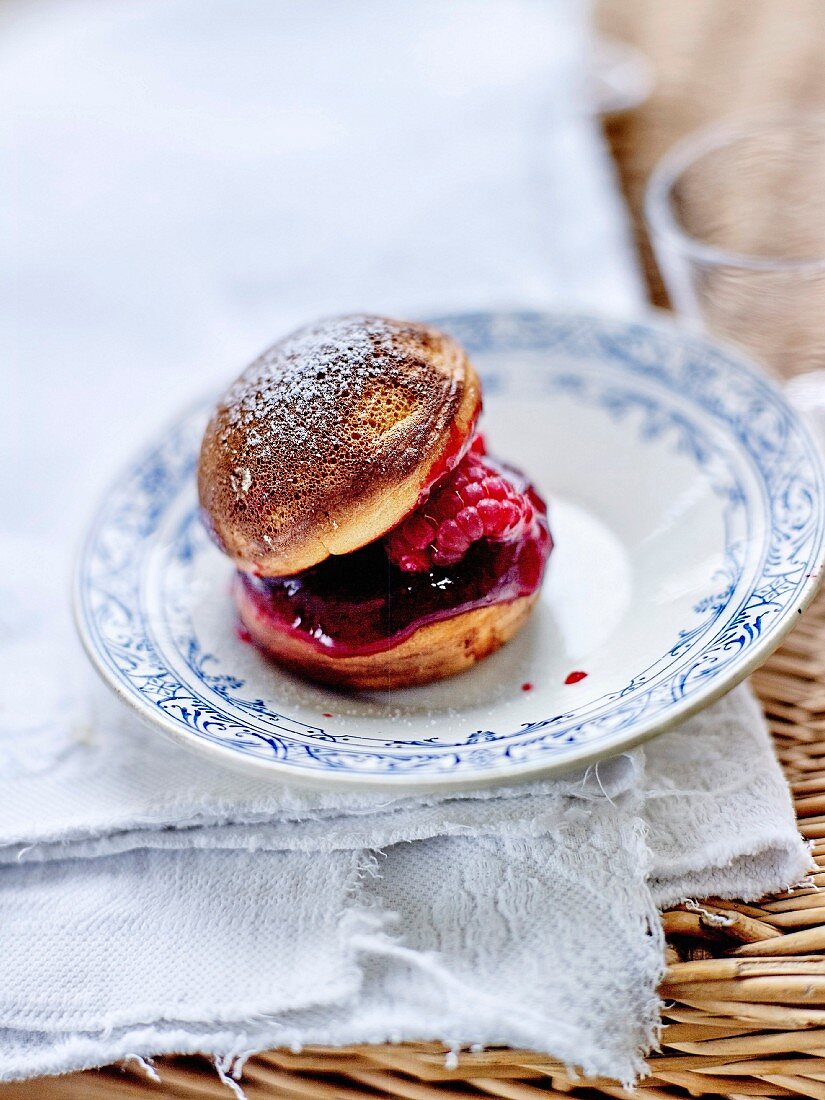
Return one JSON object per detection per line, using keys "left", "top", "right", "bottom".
{"left": 238, "top": 438, "right": 552, "bottom": 659}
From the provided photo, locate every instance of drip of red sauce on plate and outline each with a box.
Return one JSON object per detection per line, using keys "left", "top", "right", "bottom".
{"left": 564, "top": 670, "right": 588, "bottom": 685}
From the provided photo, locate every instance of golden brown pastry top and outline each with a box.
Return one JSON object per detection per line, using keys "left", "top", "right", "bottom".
{"left": 198, "top": 314, "right": 482, "bottom": 576}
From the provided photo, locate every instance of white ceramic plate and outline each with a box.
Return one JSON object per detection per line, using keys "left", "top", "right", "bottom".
{"left": 75, "top": 312, "right": 825, "bottom": 790}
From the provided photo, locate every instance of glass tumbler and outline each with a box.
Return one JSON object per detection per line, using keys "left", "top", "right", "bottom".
{"left": 645, "top": 111, "right": 825, "bottom": 420}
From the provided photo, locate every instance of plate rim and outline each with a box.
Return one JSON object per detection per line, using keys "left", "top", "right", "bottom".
{"left": 73, "top": 309, "right": 825, "bottom": 791}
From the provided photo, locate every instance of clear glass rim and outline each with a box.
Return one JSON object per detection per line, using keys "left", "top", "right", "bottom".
{"left": 644, "top": 108, "right": 825, "bottom": 273}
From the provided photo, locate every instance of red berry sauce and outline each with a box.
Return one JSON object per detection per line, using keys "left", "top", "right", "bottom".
{"left": 238, "top": 443, "right": 552, "bottom": 659}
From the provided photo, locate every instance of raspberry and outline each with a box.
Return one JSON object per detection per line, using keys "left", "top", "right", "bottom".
{"left": 401, "top": 512, "right": 436, "bottom": 550}
{"left": 386, "top": 435, "right": 537, "bottom": 572}
{"left": 456, "top": 506, "right": 483, "bottom": 540}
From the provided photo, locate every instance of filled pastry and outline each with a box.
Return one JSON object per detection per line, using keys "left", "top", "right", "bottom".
{"left": 198, "top": 314, "right": 552, "bottom": 689}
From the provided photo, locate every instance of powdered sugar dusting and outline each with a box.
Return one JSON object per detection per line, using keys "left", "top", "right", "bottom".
{"left": 222, "top": 315, "right": 426, "bottom": 445}
{"left": 198, "top": 314, "right": 473, "bottom": 574}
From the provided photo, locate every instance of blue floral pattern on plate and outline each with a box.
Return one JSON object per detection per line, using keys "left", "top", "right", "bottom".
{"left": 74, "top": 312, "right": 825, "bottom": 788}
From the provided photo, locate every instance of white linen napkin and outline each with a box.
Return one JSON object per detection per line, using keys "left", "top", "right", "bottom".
{"left": 0, "top": 0, "right": 808, "bottom": 1087}
{"left": 0, "top": 686, "right": 806, "bottom": 1085}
